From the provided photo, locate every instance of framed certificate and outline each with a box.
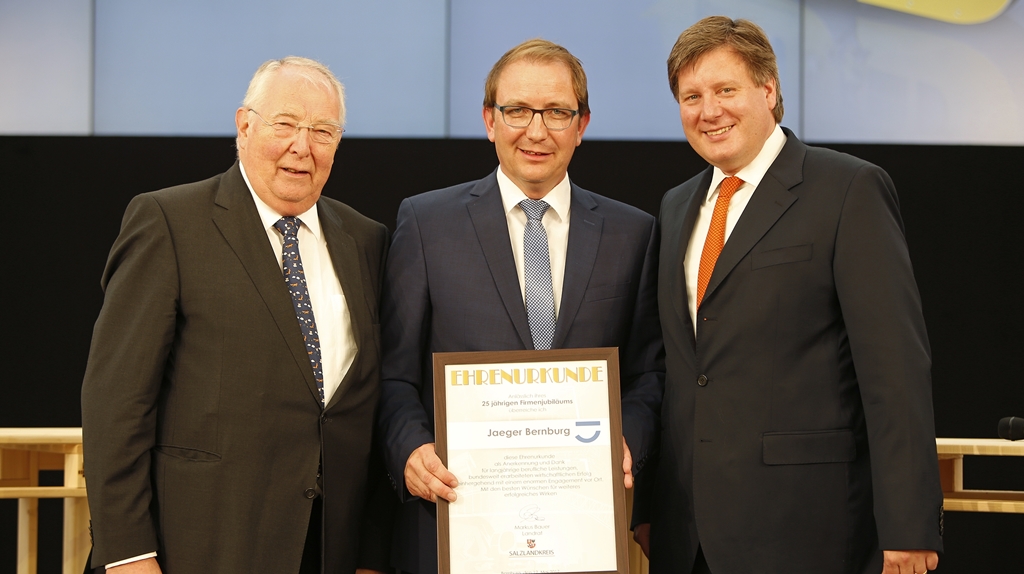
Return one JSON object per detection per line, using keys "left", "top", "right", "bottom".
{"left": 433, "top": 348, "right": 629, "bottom": 574}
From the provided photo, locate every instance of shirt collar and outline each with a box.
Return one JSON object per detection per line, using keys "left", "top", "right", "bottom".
{"left": 706, "top": 123, "right": 787, "bottom": 203}
{"left": 239, "top": 161, "right": 321, "bottom": 240}
{"left": 496, "top": 168, "right": 571, "bottom": 224}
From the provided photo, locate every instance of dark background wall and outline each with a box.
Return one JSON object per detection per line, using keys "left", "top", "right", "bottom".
{"left": 0, "top": 136, "right": 1021, "bottom": 572}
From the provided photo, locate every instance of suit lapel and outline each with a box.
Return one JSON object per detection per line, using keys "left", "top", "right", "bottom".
{"left": 212, "top": 163, "right": 320, "bottom": 403}
{"left": 670, "top": 168, "right": 712, "bottom": 327}
{"left": 319, "top": 204, "right": 370, "bottom": 411}
{"left": 552, "top": 185, "right": 601, "bottom": 348}
{"left": 467, "top": 172, "right": 533, "bottom": 349}
{"left": 702, "top": 133, "right": 805, "bottom": 303}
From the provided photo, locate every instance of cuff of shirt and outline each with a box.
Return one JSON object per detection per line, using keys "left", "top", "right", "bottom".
{"left": 106, "top": 552, "right": 158, "bottom": 569}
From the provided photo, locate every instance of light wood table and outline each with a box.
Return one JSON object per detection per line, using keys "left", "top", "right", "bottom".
{"left": 936, "top": 437, "right": 1024, "bottom": 513}
{"left": 0, "top": 428, "right": 89, "bottom": 574}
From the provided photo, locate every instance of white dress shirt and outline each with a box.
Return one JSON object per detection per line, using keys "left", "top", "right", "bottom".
{"left": 241, "top": 162, "right": 356, "bottom": 404}
{"left": 497, "top": 168, "right": 571, "bottom": 316}
{"left": 684, "top": 124, "right": 788, "bottom": 332}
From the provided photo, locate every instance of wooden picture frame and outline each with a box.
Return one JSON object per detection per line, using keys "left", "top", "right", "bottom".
{"left": 433, "top": 347, "right": 629, "bottom": 574}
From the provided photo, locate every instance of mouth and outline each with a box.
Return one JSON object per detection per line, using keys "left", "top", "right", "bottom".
{"left": 519, "top": 149, "right": 551, "bottom": 158}
{"left": 281, "top": 167, "right": 309, "bottom": 176}
{"left": 704, "top": 125, "right": 732, "bottom": 137}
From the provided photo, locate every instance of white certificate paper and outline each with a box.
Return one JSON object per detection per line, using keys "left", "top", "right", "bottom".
{"left": 434, "top": 349, "right": 627, "bottom": 574}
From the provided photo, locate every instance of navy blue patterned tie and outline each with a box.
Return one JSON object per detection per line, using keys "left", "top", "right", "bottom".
{"left": 519, "top": 199, "right": 557, "bottom": 350}
{"left": 273, "top": 217, "right": 325, "bottom": 406}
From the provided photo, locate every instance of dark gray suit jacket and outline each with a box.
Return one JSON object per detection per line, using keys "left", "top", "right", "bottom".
{"left": 81, "top": 163, "right": 390, "bottom": 573}
{"left": 645, "top": 129, "right": 943, "bottom": 574}
{"left": 377, "top": 169, "right": 665, "bottom": 574}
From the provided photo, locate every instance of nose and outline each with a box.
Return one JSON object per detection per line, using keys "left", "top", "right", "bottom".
{"left": 701, "top": 95, "right": 722, "bottom": 119}
{"left": 289, "top": 127, "right": 312, "bottom": 155}
{"left": 525, "top": 110, "right": 548, "bottom": 139}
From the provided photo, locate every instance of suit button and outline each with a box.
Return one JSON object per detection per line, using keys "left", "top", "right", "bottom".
{"left": 321, "top": 414, "right": 330, "bottom": 424}
{"left": 697, "top": 375, "right": 708, "bottom": 387}
{"left": 304, "top": 488, "right": 316, "bottom": 499}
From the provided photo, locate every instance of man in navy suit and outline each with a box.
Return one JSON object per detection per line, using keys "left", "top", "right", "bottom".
{"left": 377, "top": 38, "right": 664, "bottom": 574}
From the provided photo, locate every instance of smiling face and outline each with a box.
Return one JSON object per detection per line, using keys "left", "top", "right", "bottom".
{"left": 483, "top": 59, "right": 590, "bottom": 199}
{"left": 235, "top": 66, "right": 341, "bottom": 216}
{"left": 676, "top": 47, "right": 777, "bottom": 175}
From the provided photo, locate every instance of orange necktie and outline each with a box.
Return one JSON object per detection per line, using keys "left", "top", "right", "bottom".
{"left": 696, "top": 176, "right": 743, "bottom": 308}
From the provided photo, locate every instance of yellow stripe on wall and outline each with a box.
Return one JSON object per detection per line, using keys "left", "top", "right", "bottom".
{"left": 859, "top": 0, "right": 1016, "bottom": 24}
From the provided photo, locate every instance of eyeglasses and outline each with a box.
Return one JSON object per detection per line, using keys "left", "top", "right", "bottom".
{"left": 247, "top": 109, "right": 342, "bottom": 144}
{"left": 494, "top": 105, "right": 579, "bottom": 131}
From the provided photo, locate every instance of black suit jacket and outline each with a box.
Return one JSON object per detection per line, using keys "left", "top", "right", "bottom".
{"left": 81, "top": 163, "right": 391, "bottom": 573}
{"left": 377, "top": 170, "right": 665, "bottom": 574}
{"left": 643, "top": 129, "right": 943, "bottom": 574}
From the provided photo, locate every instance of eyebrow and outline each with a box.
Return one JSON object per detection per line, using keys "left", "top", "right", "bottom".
{"left": 501, "top": 100, "right": 575, "bottom": 109}
{"left": 268, "top": 111, "right": 340, "bottom": 125}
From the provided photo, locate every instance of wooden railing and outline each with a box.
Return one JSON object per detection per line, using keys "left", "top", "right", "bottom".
{"left": 0, "top": 428, "right": 89, "bottom": 574}
{"left": 936, "top": 437, "right": 1024, "bottom": 513}
{"left": 2, "top": 430, "right": 1019, "bottom": 574}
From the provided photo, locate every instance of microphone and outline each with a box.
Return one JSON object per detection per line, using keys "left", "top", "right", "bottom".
{"left": 997, "top": 417, "right": 1024, "bottom": 441}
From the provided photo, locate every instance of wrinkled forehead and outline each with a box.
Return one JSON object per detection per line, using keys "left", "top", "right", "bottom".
{"left": 255, "top": 67, "right": 342, "bottom": 120}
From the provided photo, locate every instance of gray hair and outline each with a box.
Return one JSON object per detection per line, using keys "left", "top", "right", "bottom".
{"left": 242, "top": 56, "right": 346, "bottom": 126}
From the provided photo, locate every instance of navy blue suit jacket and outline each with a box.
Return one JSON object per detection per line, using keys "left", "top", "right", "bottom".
{"left": 377, "top": 169, "right": 664, "bottom": 573}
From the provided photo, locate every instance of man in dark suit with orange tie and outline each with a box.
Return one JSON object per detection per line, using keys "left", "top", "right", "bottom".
{"left": 634, "top": 16, "right": 944, "bottom": 574}
{"left": 376, "top": 39, "right": 664, "bottom": 574}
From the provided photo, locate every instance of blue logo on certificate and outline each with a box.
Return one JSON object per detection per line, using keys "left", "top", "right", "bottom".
{"left": 574, "top": 420, "right": 601, "bottom": 443}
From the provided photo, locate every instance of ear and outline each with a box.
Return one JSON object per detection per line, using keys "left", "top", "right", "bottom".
{"left": 574, "top": 112, "right": 591, "bottom": 146}
{"left": 483, "top": 106, "right": 497, "bottom": 143}
{"left": 235, "top": 107, "right": 251, "bottom": 150}
{"left": 764, "top": 78, "right": 778, "bottom": 112}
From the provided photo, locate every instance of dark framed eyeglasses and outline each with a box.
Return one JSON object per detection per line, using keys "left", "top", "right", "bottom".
{"left": 494, "top": 105, "right": 579, "bottom": 131}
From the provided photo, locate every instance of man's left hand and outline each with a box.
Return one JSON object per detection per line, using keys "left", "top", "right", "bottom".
{"left": 622, "top": 437, "right": 633, "bottom": 489}
{"left": 882, "top": 550, "right": 939, "bottom": 573}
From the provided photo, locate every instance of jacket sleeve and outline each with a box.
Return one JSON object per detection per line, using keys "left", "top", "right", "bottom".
{"left": 617, "top": 216, "right": 665, "bottom": 482}
{"left": 376, "top": 198, "right": 437, "bottom": 502}
{"left": 81, "top": 193, "right": 179, "bottom": 567}
{"left": 833, "top": 164, "right": 944, "bottom": 551}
